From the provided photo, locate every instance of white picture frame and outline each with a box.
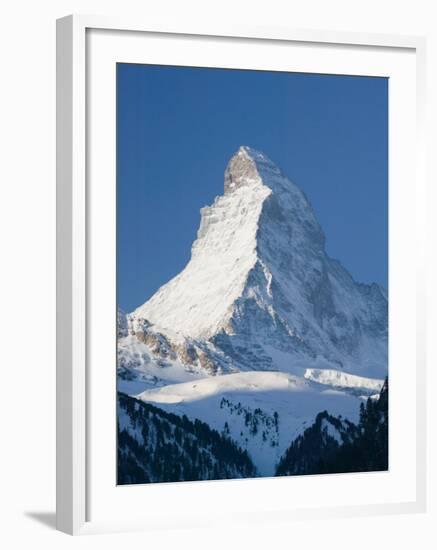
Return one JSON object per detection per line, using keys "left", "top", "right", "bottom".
{"left": 56, "top": 14, "right": 427, "bottom": 535}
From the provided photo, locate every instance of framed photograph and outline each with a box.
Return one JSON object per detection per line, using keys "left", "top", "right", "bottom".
{"left": 56, "top": 14, "right": 427, "bottom": 535}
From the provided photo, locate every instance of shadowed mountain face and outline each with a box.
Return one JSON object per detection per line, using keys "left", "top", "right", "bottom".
{"left": 125, "top": 146, "right": 387, "bottom": 379}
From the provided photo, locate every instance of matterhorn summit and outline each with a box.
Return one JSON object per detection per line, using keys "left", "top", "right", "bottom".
{"left": 126, "top": 146, "right": 387, "bottom": 380}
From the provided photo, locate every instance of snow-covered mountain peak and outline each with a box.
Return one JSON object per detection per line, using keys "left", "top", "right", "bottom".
{"left": 129, "top": 147, "right": 387, "bottom": 378}
{"left": 224, "top": 146, "right": 281, "bottom": 195}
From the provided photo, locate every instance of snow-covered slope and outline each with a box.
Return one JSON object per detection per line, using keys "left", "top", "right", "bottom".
{"left": 128, "top": 146, "right": 387, "bottom": 378}
{"left": 135, "top": 371, "right": 362, "bottom": 476}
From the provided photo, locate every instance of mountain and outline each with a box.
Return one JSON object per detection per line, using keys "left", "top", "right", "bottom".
{"left": 118, "top": 392, "right": 257, "bottom": 484}
{"left": 124, "top": 146, "right": 387, "bottom": 380}
{"left": 117, "top": 146, "right": 388, "bottom": 481}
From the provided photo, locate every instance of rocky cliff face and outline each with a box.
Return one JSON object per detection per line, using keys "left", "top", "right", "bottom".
{"left": 122, "top": 146, "right": 387, "bottom": 380}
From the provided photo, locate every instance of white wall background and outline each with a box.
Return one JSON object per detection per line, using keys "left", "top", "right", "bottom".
{"left": 0, "top": 0, "right": 435, "bottom": 547}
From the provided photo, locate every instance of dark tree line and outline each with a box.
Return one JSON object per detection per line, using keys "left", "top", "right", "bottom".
{"left": 276, "top": 378, "right": 388, "bottom": 476}
{"left": 117, "top": 392, "right": 258, "bottom": 485}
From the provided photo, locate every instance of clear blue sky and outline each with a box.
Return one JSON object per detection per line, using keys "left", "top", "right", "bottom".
{"left": 117, "top": 63, "right": 388, "bottom": 313}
